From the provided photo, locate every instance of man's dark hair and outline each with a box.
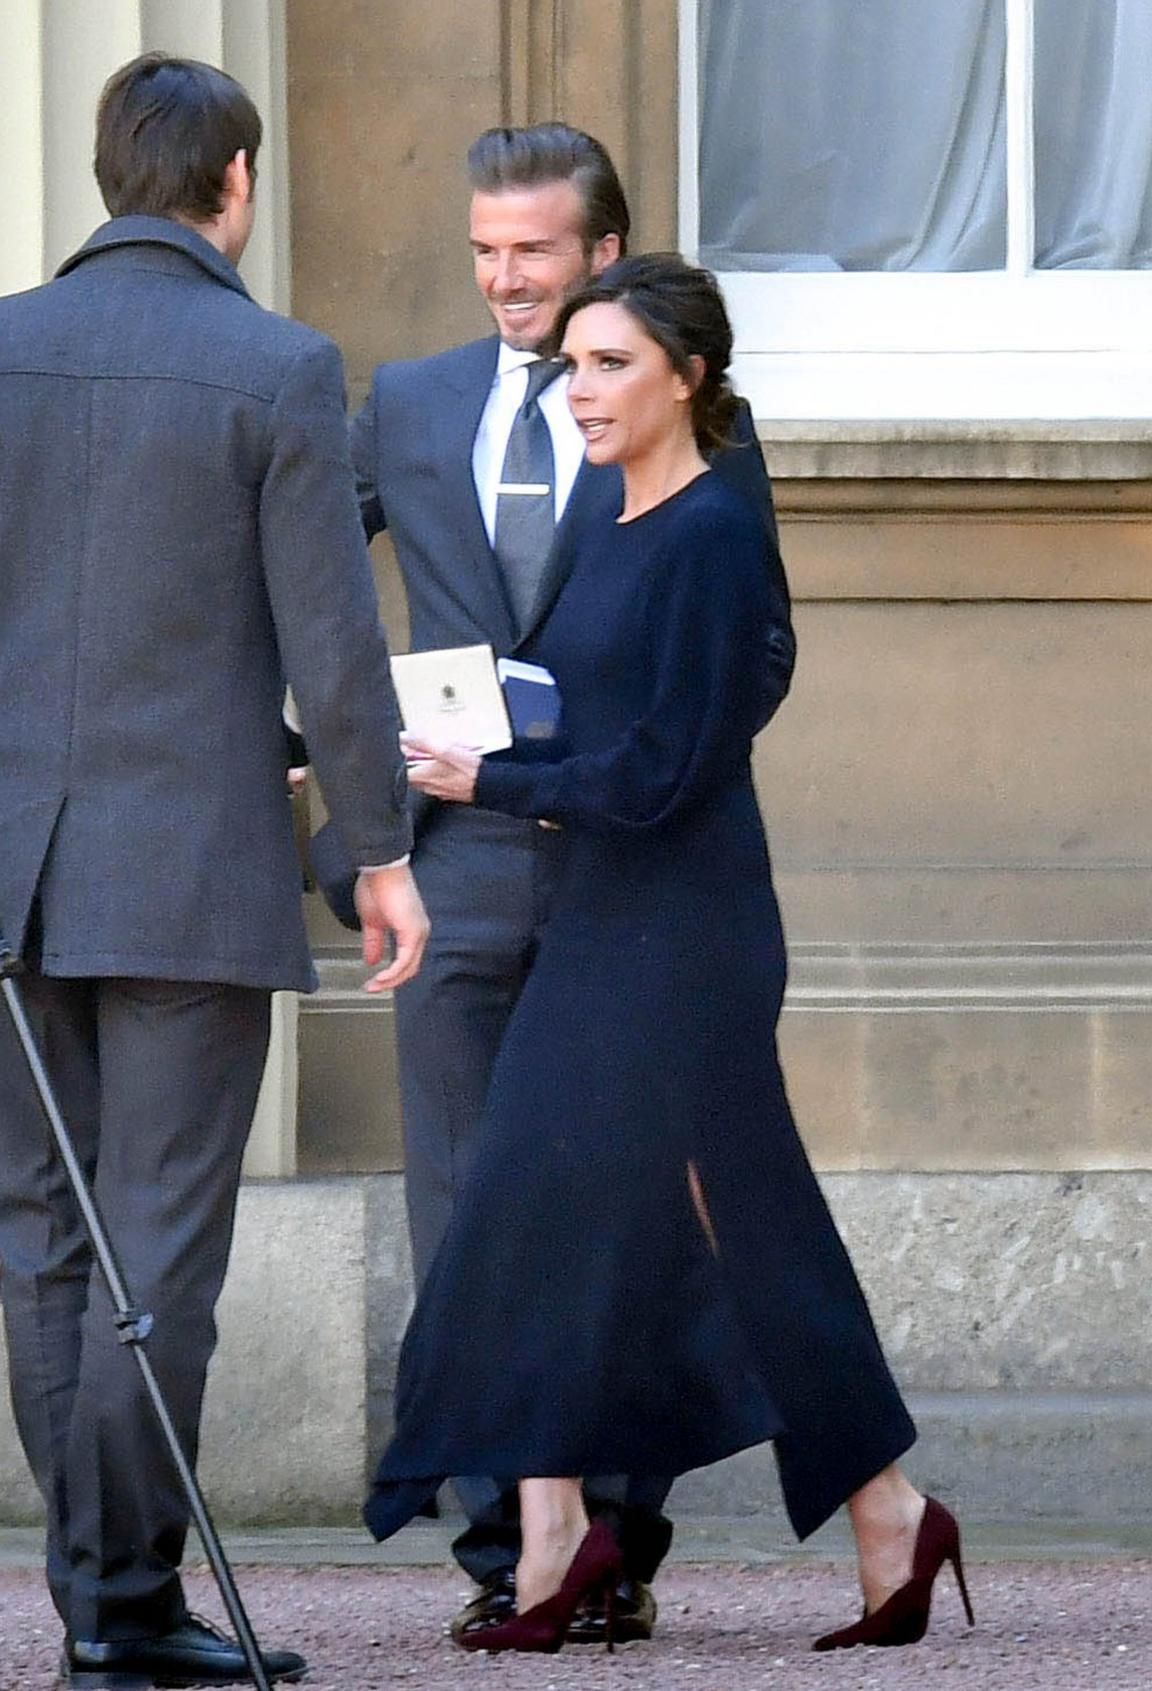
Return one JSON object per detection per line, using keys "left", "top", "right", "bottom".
{"left": 467, "top": 123, "right": 630, "bottom": 256}
{"left": 95, "top": 53, "right": 261, "bottom": 222}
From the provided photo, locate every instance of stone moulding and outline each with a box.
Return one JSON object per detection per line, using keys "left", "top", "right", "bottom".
{"left": 784, "top": 942, "right": 1152, "bottom": 1014}
{"left": 311, "top": 943, "right": 1152, "bottom": 1018}
{"left": 756, "top": 421, "right": 1152, "bottom": 482}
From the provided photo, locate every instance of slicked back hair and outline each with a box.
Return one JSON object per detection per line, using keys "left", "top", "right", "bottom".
{"left": 467, "top": 123, "right": 630, "bottom": 256}
{"left": 95, "top": 53, "right": 261, "bottom": 223}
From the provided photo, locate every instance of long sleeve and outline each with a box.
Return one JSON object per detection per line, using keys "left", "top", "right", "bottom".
{"left": 474, "top": 490, "right": 773, "bottom": 836}
{"left": 710, "top": 399, "right": 795, "bottom": 731}
{"left": 259, "top": 339, "right": 411, "bottom": 867}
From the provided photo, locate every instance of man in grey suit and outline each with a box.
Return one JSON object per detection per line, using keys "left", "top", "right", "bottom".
{"left": 344, "top": 124, "right": 794, "bottom": 1645}
{"left": 0, "top": 54, "right": 427, "bottom": 1688}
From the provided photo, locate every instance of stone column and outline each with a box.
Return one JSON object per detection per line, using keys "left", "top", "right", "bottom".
{"left": 1, "top": 0, "right": 289, "bottom": 307}
{"left": 1, "top": 0, "right": 297, "bottom": 1174}
{"left": 246, "top": 993, "right": 299, "bottom": 1179}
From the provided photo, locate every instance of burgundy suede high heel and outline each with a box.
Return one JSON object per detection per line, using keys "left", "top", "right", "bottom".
{"left": 456, "top": 1518, "right": 624, "bottom": 1654}
{"left": 812, "top": 1495, "right": 975, "bottom": 1651}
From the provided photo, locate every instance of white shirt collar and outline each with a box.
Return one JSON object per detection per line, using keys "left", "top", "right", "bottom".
{"left": 497, "top": 341, "right": 551, "bottom": 379}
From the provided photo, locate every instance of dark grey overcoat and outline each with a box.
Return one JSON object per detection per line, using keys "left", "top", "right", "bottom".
{"left": 0, "top": 217, "right": 410, "bottom": 991}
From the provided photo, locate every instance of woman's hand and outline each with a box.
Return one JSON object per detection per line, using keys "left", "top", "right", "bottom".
{"left": 401, "top": 734, "right": 481, "bottom": 804}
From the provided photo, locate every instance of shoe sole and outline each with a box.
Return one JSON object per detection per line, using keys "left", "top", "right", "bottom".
{"left": 67, "top": 1675, "right": 155, "bottom": 1690}
{"left": 67, "top": 1669, "right": 307, "bottom": 1688}
{"left": 568, "top": 1626, "right": 654, "bottom": 1645}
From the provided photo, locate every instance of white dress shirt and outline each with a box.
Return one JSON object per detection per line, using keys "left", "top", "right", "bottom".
{"left": 367, "top": 344, "right": 583, "bottom": 869}
{"left": 471, "top": 342, "right": 585, "bottom": 542}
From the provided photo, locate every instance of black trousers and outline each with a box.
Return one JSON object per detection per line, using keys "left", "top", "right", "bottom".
{"left": 393, "top": 808, "right": 673, "bottom": 1584}
{"left": 0, "top": 968, "right": 270, "bottom": 1641}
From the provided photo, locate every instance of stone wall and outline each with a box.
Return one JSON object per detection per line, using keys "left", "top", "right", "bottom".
{"left": 3, "top": 1174, "right": 1148, "bottom": 1524}
{"left": 6, "top": 0, "right": 1149, "bottom": 1528}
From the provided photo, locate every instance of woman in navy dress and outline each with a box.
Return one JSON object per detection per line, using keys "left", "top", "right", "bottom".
{"left": 366, "top": 256, "right": 972, "bottom": 1654}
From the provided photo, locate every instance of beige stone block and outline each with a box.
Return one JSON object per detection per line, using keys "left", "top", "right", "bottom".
{"left": 364, "top": 1176, "right": 416, "bottom": 1443}
{"left": 756, "top": 601, "right": 1152, "bottom": 867}
{"left": 3, "top": 1173, "right": 1149, "bottom": 1522}
{"left": 200, "top": 1180, "right": 369, "bottom": 1521}
{"left": 670, "top": 1391, "right": 1152, "bottom": 1521}
{"left": 759, "top": 421, "right": 1152, "bottom": 483}
{"left": 286, "top": 1, "right": 498, "bottom": 381}
{"left": 0, "top": 1182, "right": 375, "bottom": 1526}
{"left": 824, "top": 1172, "right": 1152, "bottom": 1392}
{"left": 0, "top": 1325, "right": 41, "bottom": 1523}
{"left": 297, "top": 984, "right": 403, "bottom": 1174}
{"left": 244, "top": 993, "right": 298, "bottom": 1180}
{"left": 782, "top": 1003, "right": 1152, "bottom": 1172}
{"left": 775, "top": 866, "right": 1152, "bottom": 947}
{"left": 780, "top": 505, "right": 1152, "bottom": 601}
{"left": 552, "top": 0, "right": 679, "bottom": 253}
{"left": 284, "top": 0, "right": 681, "bottom": 388}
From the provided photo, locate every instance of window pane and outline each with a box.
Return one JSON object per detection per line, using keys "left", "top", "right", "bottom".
{"left": 697, "top": 0, "right": 1007, "bottom": 272}
{"left": 1034, "top": 0, "right": 1152, "bottom": 269}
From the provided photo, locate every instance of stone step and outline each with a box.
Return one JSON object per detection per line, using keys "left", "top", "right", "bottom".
{"left": 2, "top": 1172, "right": 1148, "bottom": 1524}
{"left": 3, "top": 1514, "right": 1151, "bottom": 1568}
{"left": 670, "top": 1392, "right": 1152, "bottom": 1524}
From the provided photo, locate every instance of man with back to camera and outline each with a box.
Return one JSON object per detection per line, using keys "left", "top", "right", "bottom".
{"left": 335, "top": 122, "right": 795, "bottom": 1645}
{"left": 0, "top": 53, "right": 428, "bottom": 1688}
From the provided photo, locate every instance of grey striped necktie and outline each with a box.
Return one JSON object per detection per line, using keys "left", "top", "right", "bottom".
{"left": 493, "top": 358, "right": 565, "bottom": 635}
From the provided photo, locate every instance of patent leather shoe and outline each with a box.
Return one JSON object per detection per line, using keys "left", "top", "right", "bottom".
{"left": 65, "top": 1613, "right": 307, "bottom": 1686}
{"left": 568, "top": 1577, "right": 656, "bottom": 1644}
{"left": 449, "top": 1569, "right": 517, "bottom": 1645}
{"left": 455, "top": 1519, "right": 623, "bottom": 1654}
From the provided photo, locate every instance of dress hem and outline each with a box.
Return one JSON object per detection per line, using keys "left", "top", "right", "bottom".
{"left": 365, "top": 1411, "right": 784, "bottom": 1544}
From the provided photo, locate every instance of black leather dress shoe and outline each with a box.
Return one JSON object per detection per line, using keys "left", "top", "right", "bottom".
{"left": 568, "top": 1577, "right": 657, "bottom": 1645}
{"left": 65, "top": 1614, "right": 307, "bottom": 1686}
{"left": 449, "top": 1570, "right": 517, "bottom": 1646}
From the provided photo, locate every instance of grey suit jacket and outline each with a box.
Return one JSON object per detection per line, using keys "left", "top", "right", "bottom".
{"left": 0, "top": 217, "right": 410, "bottom": 991}
{"left": 351, "top": 334, "right": 792, "bottom": 669}
{"left": 350, "top": 334, "right": 794, "bottom": 786}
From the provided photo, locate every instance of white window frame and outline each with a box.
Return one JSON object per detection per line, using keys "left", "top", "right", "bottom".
{"left": 679, "top": 0, "right": 1152, "bottom": 421}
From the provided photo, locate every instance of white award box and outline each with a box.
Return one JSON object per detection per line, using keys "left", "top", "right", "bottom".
{"left": 389, "top": 643, "right": 512, "bottom": 754}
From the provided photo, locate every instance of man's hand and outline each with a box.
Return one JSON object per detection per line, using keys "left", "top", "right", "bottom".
{"left": 401, "top": 735, "right": 480, "bottom": 804}
{"left": 355, "top": 864, "right": 430, "bottom": 993}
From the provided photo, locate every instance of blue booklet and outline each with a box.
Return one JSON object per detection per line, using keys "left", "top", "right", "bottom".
{"left": 497, "top": 657, "right": 562, "bottom": 741}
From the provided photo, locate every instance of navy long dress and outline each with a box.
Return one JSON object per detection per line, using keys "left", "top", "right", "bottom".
{"left": 366, "top": 472, "right": 915, "bottom": 1543}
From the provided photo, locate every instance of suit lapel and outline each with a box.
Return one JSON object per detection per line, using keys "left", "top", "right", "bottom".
{"left": 514, "top": 456, "right": 623, "bottom": 650}
{"left": 433, "top": 337, "right": 519, "bottom": 652}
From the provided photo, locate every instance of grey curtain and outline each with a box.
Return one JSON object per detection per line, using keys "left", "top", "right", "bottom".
{"left": 698, "top": 0, "right": 1152, "bottom": 273}
{"left": 1034, "top": 0, "right": 1152, "bottom": 268}
{"left": 697, "top": 0, "right": 1007, "bottom": 272}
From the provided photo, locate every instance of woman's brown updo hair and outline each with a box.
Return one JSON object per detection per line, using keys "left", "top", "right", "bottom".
{"left": 553, "top": 253, "right": 740, "bottom": 452}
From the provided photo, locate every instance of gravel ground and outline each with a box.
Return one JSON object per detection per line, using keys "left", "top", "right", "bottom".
{"left": 2, "top": 1561, "right": 1148, "bottom": 1691}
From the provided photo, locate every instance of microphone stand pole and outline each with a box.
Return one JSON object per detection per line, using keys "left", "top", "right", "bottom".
{"left": 0, "top": 945, "right": 273, "bottom": 1691}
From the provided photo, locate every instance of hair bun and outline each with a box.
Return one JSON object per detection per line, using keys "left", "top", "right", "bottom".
{"left": 554, "top": 252, "right": 739, "bottom": 452}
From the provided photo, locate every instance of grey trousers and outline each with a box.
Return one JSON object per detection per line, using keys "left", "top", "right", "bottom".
{"left": 0, "top": 969, "right": 270, "bottom": 1641}
{"left": 393, "top": 808, "right": 673, "bottom": 1584}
